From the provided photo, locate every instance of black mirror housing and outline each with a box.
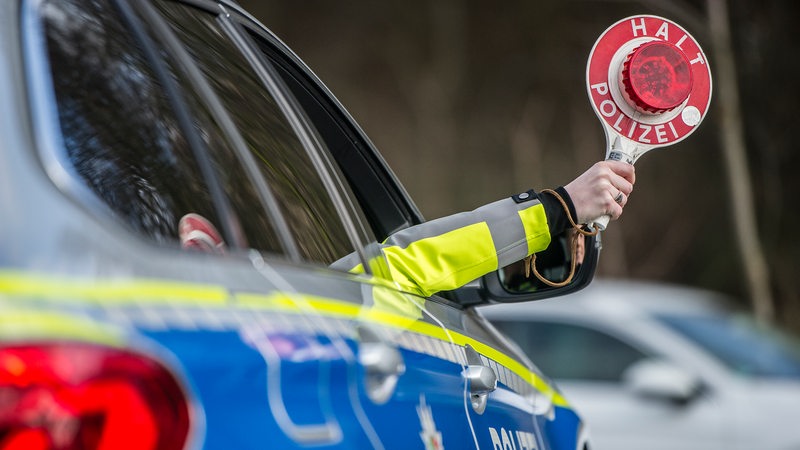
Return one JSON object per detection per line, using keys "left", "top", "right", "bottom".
{"left": 479, "top": 229, "right": 601, "bottom": 303}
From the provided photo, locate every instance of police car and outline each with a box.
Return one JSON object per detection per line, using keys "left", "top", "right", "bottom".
{"left": 0, "top": 0, "right": 601, "bottom": 448}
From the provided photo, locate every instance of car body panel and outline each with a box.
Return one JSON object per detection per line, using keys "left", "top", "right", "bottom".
{"left": 0, "top": 268, "right": 580, "bottom": 449}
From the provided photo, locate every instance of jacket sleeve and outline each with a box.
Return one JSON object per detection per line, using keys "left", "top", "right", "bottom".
{"left": 373, "top": 193, "right": 553, "bottom": 297}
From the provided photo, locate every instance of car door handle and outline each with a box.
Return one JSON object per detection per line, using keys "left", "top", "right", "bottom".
{"left": 464, "top": 344, "right": 497, "bottom": 414}
{"left": 358, "top": 325, "right": 405, "bottom": 404}
{"left": 360, "top": 341, "right": 404, "bottom": 376}
{"left": 465, "top": 365, "right": 498, "bottom": 395}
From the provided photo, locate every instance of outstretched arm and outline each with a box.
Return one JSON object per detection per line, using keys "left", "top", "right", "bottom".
{"left": 335, "top": 161, "right": 636, "bottom": 297}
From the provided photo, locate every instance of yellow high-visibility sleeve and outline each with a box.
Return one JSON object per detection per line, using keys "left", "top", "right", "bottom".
{"left": 375, "top": 197, "right": 552, "bottom": 297}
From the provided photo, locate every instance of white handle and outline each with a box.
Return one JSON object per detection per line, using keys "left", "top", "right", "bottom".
{"left": 590, "top": 137, "right": 632, "bottom": 231}
{"left": 592, "top": 215, "right": 611, "bottom": 231}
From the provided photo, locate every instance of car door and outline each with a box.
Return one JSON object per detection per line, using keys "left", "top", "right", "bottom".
{"left": 490, "top": 316, "right": 726, "bottom": 450}
{"left": 442, "top": 301, "right": 584, "bottom": 450}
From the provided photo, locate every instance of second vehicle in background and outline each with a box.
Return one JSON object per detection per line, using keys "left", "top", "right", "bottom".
{"left": 481, "top": 279, "right": 800, "bottom": 450}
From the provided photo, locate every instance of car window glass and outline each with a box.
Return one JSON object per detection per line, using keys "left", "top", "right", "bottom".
{"left": 491, "top": 320, "right": 647, "bottom": 381}
{"left": 154, "top": 2, "right": 355, "bottom": 266}
{"left": 658, "top": 314, "right": 800, "bottom": 379}
{"left": 40, "top": 0, "right": 284, "bottom": 254}
{"left": 251, "top": 38, "right": 411, "bottom": 242}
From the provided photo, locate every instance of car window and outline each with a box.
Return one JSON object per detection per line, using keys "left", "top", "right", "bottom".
{"left": 246, "top": 34, "right": 414, "bottom": 241}
{"left": 491, "top": 320, "right": 647, "bottom": 381}
{"left": 658, "top": 313, "right": 800, "bottom": 379}
{"left": 39, "top": 0, "right": 284, "bottom": 254}
{"left": 153, "top": 1, "right": 356, "bottom": 266}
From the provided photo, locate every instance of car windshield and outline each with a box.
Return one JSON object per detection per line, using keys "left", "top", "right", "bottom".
{"left": 657, "top": 313, "right": 800, "bottom": 379}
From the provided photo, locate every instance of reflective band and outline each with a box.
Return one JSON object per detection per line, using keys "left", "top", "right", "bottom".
{"left": 375, "top": 197, "right": 552, "bottom": 297}
{"left": 518, "top": 203, "right": 552, "bottom": 256}
{"left": 235, "top": 292, "right": 568, "bottom": 406}
{"left": 334, "top": 197, "right": 553, "bottom": 298}
{"left": 0, "top": 270, "right": 569, "bottom": 407}
{"left": 0, "top": 310, "right": 125, "bottom": 345}
{"left": 383, "top": 222, "right": 498, "bottom": 298}
{"left": 0, "top": 271, "right": 229, "bottom": 306}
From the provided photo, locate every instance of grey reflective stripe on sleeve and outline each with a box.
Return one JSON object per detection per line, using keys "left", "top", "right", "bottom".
{"left": 382, "top": 210, "right": 480, "bottom": 248}
{"left": 382, "top": 197, "right": 545, "bottom": 267}
{"left": 476, "top": 197, "right": 544, "bottom": 267}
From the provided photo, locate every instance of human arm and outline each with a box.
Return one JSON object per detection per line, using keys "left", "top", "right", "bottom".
{"left": 564, "top": 160, "right": 636, "bottom": 224}
{"left": 336, "top": 161, "right": 635, "bottom": 297}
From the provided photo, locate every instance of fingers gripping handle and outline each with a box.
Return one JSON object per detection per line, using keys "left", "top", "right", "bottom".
{"left": 591, "top": 137, "right": 633, "bottom": 231}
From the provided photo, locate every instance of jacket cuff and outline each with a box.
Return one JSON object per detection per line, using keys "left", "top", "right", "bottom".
{"left": 538, "top": 186, "right": 577, "bottom": 236}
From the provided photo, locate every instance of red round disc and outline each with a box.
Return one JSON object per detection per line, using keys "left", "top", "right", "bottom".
{"left": 586, "top": 15, "right": 712, "bottom": 147}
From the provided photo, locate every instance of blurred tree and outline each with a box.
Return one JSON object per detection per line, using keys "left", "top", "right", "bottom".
{"left": 708, "top": 0, "right": 773, "bottom": 324}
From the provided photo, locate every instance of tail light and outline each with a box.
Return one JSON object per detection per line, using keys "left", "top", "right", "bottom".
{"left": 0, "top": 343, "right": 191, "bottom": 450}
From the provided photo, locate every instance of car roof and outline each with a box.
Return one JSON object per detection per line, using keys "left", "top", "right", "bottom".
{"left": 480, "top": 278, "right": 733, "bottom": 321}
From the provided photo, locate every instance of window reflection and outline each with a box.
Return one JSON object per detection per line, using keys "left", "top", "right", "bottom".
{"left": 154, "top": 1, "right": 355, "bottom": 266}
{"left": 42, "top": 0, "right": 286, "bottom": 255}
{"left": 43, "top": 0, "right": 219, "bottom": 243}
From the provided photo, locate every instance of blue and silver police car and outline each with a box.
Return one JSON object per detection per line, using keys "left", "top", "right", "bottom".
{"left": 0, "top": 0, "right": 600, "bottom": 449}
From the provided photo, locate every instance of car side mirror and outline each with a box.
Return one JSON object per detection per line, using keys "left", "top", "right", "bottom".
{"left": 623, "top": 359, "right": 703, "bottom": 406}
{"left": 479, "top": 229, "right": 601, "bottom": 303}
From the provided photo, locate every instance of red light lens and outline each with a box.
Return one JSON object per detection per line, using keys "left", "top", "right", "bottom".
{"left": 0, "top": 344, "right": 191, "bottom": 450}
{"left": 622, "top": 41, "right": 693, "bottom": 113}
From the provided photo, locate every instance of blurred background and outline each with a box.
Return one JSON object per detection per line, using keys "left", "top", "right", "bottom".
{"left": 237, "top": 1, "right": 800, "bottom": 331}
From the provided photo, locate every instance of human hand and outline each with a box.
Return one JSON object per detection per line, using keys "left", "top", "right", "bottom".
{"left": 564, "top": 161, "right": 636, "bottom": 224}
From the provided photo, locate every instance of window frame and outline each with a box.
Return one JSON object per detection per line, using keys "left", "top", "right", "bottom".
{"left": 212, "top": 9, "right": 373, "bottom": 268}
{"left": 135, "top": 0, "right": 302, "bottom": 259}
{"left": 214, "top": 1, "right": 435, "bottom": 281}
{"left": 144, "top": 0, "right": 402, "bottom": 273}
{"left": 220, "top": 2, "right": 425, "bottom": 237}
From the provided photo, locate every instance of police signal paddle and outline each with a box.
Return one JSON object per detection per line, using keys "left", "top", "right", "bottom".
{"left": 586, "top": 15, "right": 712, "bottom": 229}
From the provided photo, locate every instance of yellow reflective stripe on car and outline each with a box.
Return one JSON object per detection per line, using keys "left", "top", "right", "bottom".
{"left": 382, "top": 222, "right": 499, "bottom": 298}
{"left": 235, "top": 291, "right": 568, "bottom": 407}
{"left": 517, "top": 203, "right": 552, "bottom": 256}
{"left": 0, "top": 270, "right": 567, "bottom": 407}
{"left": 0, "top": 271, "right": 228, "bottom": 306}
{"left": 0, "top": 310, "right": 125, "bottom": 346}
{"left": 235, "top": 292, "right": 422, "bottom": 327}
